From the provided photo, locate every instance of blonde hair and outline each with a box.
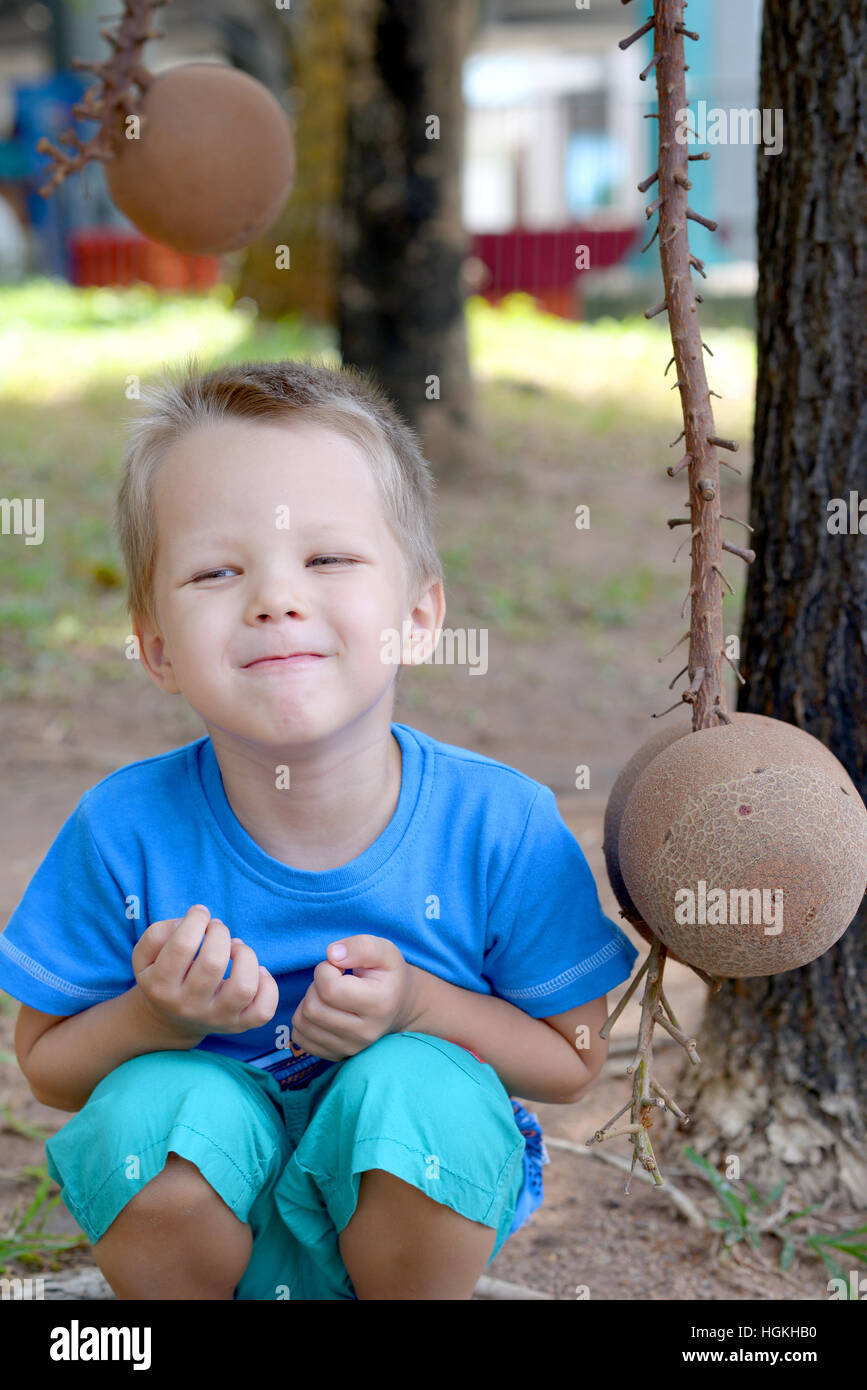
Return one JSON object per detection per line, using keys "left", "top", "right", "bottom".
{"left": 114, "top": 354, "right": 444, "bottom": 635}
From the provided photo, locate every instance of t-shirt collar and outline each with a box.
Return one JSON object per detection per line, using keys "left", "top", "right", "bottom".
{"left": 193, "top": 722, "right": 422, "bottom": 895}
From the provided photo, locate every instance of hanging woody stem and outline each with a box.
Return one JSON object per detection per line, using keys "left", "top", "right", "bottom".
{"left": 33, "top": 0, "right": 169, "bottom": 198}
{"left": 650, "top": 0, "right": 741, "bottom": 731}
{"left": 587, "top": 0, "right": 740, "bottom": 1190}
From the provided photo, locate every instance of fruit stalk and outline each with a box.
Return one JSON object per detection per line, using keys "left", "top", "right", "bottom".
{"left": 652, "top": 0, "right": 729, "bottom": 730}
{"left": 34, "top": 0, "right": 170, "bottom": 197}
{"left": 633, "top": 0, "right": 756, "bottom": 730}
{"left": 588, "top": 0, "right": 740, "bottom": 1188}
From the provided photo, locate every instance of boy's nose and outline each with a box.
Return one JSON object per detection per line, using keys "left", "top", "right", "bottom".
{"left": 246, "top": 577, "right": 306, "bottom": 624}
{"left": 253, "top": 604, "right": 301, "bottom": 622}
{"left": 247, "top": 592, "right": 304, "bottom": 625}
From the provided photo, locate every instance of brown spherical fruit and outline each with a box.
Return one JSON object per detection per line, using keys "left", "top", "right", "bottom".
{"left": 618, "top": 718, "right": 867, "bottom": 977}
{"left": 603, "top": 709, "right": 694, "bottom": 923}
{"left": 105, "top": 64, "right": 295, "bottom": 254}
{"left": 604, "top": 712, "right": 860, "bottom": 927}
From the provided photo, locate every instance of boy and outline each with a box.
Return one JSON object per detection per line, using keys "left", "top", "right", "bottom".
{"left": 0, "top": 356, "right": 638, "bottom": 1300}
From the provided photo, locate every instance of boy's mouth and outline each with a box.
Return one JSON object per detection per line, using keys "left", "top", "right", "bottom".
{"left": 243, "top": 653, "right": 329, "bottom": 670}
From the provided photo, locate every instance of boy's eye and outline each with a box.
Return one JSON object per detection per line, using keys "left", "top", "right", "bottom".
{"left": 191, "top": 557, "right": 356, "bottom": 582}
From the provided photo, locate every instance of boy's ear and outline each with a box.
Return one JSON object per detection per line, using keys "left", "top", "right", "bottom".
{"left": 132, "top": 612, "right": 182, "bottom": 695}
{"left": 404, "top": 578, "right": 446, "bottom": 664}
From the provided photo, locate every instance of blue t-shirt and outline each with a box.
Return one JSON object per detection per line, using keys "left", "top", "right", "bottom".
{"left": 0, "top": 721, "right": 638, "bottom": 1094}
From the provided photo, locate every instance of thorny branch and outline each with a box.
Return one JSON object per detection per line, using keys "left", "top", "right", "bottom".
{"left": 590, "top": 0, "right": 739, "bottom": 1188}
{"left": 34, "top": 0, "right": 170, "bottom": 198}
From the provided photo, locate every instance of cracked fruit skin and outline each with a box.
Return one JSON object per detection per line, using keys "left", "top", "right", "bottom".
{"left": 105, "top": 64, "right": 295, "bottom": 254}
{"left": 616, "top": 717, "right": 867, "bottom": 978}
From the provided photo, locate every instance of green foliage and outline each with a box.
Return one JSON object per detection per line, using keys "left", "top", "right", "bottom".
{"left": 466, "top": 292, "right": 755, "bottom": 425}
{"left": 684, "top": 1146, "right": 867, "bottom": 1294}
{"left": 0, "top": 1103, "right": 50, "bottom": 1142}
{"left": 0, "top": 278, "right": 334, "bottom": 399}
{"left": 0, "top": 1160, "right": 88, "bottom": 1274}
{"left": 0, "top": 991, "right": 19, "bottom": 1016}
{"left": 0, "top": 1104, "right": 89, "bottom": 1272}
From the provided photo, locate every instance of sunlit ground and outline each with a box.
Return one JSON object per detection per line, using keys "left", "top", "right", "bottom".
{"left": 467, "top": 292, "right": 755, "bottom": 422}
{"left": 0, "top": 279, "right": 755, "bottom": 415}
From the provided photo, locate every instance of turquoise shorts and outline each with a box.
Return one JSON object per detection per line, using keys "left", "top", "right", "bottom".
{"left": 44, "top": 1031, "right": 536, "bottom": 1300}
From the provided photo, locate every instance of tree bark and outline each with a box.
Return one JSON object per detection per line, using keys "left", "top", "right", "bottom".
{"left": 672, "top": 0, "right": 867, "bottom": 1209}
{"left": 235, "top": 0, "right": 349, "bottom": 323}
{"left": 338, "top": 0, "right": 483, "bottom": 478}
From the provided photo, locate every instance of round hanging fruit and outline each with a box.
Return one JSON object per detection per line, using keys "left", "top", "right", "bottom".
{"left": 35, "top": 0, "right": 294, "bottom": 255}
{"left": 617, "top": 717, "right": 867, "bottom": 978}
{"left": 103, "top": 64, "right": 295, "bottom": 255}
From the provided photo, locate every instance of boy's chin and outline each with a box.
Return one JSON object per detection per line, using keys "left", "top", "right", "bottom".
{"left": 202, "top": 711, "right": 340, "bottom": 747}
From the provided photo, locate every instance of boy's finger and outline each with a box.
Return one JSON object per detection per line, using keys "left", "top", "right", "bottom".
{"left": 132, "top": 923, "right": 168, "bottom": 972}
{"left": 325, "top": 935, "right": 400, "bottom": 972}
{"left": 214, "top": 938, "right": 260, "bottom": 1012}
{"left": 239, "top": 964, "right": 280, "bottom": 1026}
{"left": 145, "top": 904, "right": 212, "bottom": 982}
{"left": 182, "top": 918, "right": 232, "bottom": 997}
{"left": 314, "top": 966, "right": 367, "bottom": 1013}
{"left": 133, "top": 906, "right": 209, "bottom": 971}
{"left": 312, "top": 955, "right": 360, "bottom": 1001}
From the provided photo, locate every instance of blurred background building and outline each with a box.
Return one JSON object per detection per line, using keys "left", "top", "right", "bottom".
{"left": 0, "top": 0, "right": 761, "bottom": 318}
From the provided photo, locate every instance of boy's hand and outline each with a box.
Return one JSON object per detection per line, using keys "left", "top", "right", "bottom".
{"left": 290, "top": 935, "right": 419, "bottom": 1061}
{"left": 132, "top": 904, "right": 280, "bottom": 1039}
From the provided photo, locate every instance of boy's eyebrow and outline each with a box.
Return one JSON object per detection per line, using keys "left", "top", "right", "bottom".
{"left": 294, "top": 522, "right": 366, "bottom": 537}
{"left": 173, "top": 521, "right": 365, "bottom": 547}
{"left": 168, "top": 525, "right": 374, "bottom": 569}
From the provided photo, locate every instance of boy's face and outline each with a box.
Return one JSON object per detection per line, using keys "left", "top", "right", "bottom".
{"left": 136, "top": 417, "right": 443, "bottom": 750}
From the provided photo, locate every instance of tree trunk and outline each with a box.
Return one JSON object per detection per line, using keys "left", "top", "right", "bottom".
{"left": 672, "top": 0, "right": 867, "bottom": 1209}
{"left": 338, "top": 0, "right": 483, "bottom": 478}
{"left": 235, "top": 0, "right": 349, "bottom": 323}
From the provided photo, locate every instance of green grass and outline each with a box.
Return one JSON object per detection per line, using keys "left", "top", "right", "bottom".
{"left": 0, "top": 280, "right": 755, "bottom": 697}
{"left": 0, "top": 1107, "right": 89, "bottom": 1273}
{"left": 466, "top": 291, "right": 755, "bottom": 423}
{"left": 684, "top": 1146, "right": 867, "bottom": 1291}
{"left": 0, "top": 279, "right": 335, "bottom": 398}
{"left": 0, "top": 1169, "right": 89, "bottom": 1272}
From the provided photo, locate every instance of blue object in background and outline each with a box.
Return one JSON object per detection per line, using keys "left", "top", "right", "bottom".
{"left": 566, "top": 132, "right": 624, "bottom": 215}
{"left": 11, "top": 72, "right": 122, "bottom": 278}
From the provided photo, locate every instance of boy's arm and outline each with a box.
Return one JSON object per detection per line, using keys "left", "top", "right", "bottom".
{"left": 17, "top": 987, "right": 206, "bottom": 1113}
{"left": 16, "top": 906, "right": 279, "bottom": 1112}
{"left": 401, "top": 967, "right": 608, "bottom": 1104}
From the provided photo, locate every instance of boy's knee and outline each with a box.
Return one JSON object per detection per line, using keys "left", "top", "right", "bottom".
{"left": 124, "top": 1152, "right": 220, "bottom": 1217}
{"left": 343, "top": 1031, "right": 480, "bottom": 1091}
{"left": 337, "top": 1031, "right": 413, "bottom": 1087}
{"left": 104, "top": 1050, "right": 206, "bottom": 1090}
{"left": 92, "top": 1153, "right": 253, "bottom": 1296}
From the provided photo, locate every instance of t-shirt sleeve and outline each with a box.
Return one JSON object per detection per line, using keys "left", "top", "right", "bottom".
{"left": 0, "top": 794, "right": 137, "bottom": 1015}
{"left": 483, "top": 783, "right": 639, "bottom": 1016}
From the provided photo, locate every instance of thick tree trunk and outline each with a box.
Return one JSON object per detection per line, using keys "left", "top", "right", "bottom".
{"left": 338, "top": 0, "right": 482, "bottom": 478}
{"left": 673, "top": 0, "right": 867, "bottom": 1209}
{"left": 235, "top": 0, "right": 349, "bottom": 323}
